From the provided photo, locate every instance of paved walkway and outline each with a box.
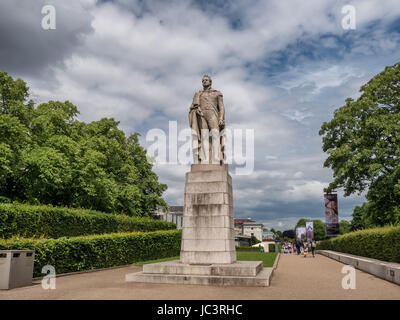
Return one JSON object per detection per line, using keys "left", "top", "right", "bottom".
{"left": 1, "top": 254, "right": 399, "bottom": 299}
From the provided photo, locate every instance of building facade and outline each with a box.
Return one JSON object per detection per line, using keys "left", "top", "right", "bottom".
{"left": 234, "top": 217, "right": 264, "bottom": 242}
{"left": 242, "top": 221, "right": 263, "bottom": 241}
{"left": 152, "top": 205, "right": 184, "bottom": 229}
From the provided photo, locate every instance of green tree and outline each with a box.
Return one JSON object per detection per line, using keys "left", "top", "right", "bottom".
{"left": 295, "top": 219, "right": 326, "bottom": 241}
{"left": 282, "top": 229, "right": 295, "bottom": 239}
{"left": 350, "top": 203, "right": 377, "bottom": 231}
{"left": 339, "top": 219, "right": 351, "bottom": 234}
{"left": 350, "top": 205, "right": 365, "bottom": 231}
{"left": 0, "top": 71, "right": 167, "bottom": 216}
{"left": 319, "top": 62, "right": 400, "bottom": 226}
{"left": 249, "top": 235, "right": 261, "bottom": 246}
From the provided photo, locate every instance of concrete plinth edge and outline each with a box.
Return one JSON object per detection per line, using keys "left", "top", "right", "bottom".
{"left": 317, "top": 250, "right": 400, "bottom": 285}
{"left": 126, "top": 267, "right": 273, "bottom": 287}
{"left": 125, "top": 260, "right": 273, "bottom": 287}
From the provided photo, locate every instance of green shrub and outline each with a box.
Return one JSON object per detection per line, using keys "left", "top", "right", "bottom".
{"left": 268, "top": 243, "right": 276, "bottom": 252}
{"left": 317, "top": 225, "right": 400, "bottom": 263}
{"left": 0, "top": 230, "right": 182, "bottom": 277}
{"left": 0, "top": 203, "right": 175, "bottom": 239}
{"left": 235, "top": 246, "right": 261, "bottom": 252}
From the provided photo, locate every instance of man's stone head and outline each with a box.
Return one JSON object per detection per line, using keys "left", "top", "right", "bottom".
{"left": 202, "top": 74, "right": 212, "bottom": 88}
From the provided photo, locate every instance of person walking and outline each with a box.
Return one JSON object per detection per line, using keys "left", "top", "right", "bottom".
{"left": 303, "top": 241, "right": 309, "bottom": 258}
{"left": 295, "top": 239, "right": 300, "bottom": 255}
{"left": 311, "top": 239, "right": 316, "bottom": 258}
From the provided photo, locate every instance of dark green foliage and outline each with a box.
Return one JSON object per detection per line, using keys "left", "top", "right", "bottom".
{"left": 282, "top": 229, "right": 295, "bottom": 239}
{"left": 0, "top": 203, "right": 175, "bottom": 239}
{"left": 275, "top": 230, "right": 282, "bottom": 238}
{"left": 0, "top": 71, "right": 167, "bottom": 216}
{"left": 268, "top": 243, "right": 276, "bottom": 252}
{"left": 0, "top": 230, "right": 182, "bottom": 277}
{"left": 249, "top": 235, "right": 261, "bottom": 246}
{"left": 294, "top": 219, "right": 327, "bottom": 240}
{"left": 350, "top": 204, "right": 369, "bottom": 231}
{"left": 235, "top": 246, "right": 261, "bottom": 252}
{"left": 317, "top": 226, "right": 400, "bottom": 263}
{"left": 339, "top": 219, "right": 351, "bottom": 234}
{"left": 319, "top": 62, "right": 400, "bottom": 226}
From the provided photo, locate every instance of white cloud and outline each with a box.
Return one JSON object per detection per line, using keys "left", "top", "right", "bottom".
{"left": 4, "top": 0, "right": 400, "bottom": 230}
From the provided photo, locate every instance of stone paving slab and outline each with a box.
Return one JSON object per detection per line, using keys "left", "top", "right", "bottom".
{"left": 1, "top": 254, "right": 399, "bottom": 300}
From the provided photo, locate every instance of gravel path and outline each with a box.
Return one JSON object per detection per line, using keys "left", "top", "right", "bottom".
{"left": 1, "top": 253, "right": 399, "bottom": 300}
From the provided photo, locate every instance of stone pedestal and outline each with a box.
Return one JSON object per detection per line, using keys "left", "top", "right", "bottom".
{"left": 125, "top": 164, "right": 271, "bottom": 286}
{"left": 126, "top": 260, "right": 273, "bottom": 286}
{"left": 180, "top": 164, "right": 236, "bottom": 264}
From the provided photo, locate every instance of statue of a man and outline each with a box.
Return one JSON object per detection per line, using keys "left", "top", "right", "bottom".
{"left": 189, "top": 75, "right": 226, "bottom": 164}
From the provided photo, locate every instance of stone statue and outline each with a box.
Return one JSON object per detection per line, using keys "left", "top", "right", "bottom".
{"left": 189, "top": 75, "right": 226, "bottom": 164}
{"left": 127, "top": 75, "right": 267, "bottom": 283}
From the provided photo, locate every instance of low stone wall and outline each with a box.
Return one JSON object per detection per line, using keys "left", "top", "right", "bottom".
{"left": 317, "top": 250, "right": 400, "bottom": 285}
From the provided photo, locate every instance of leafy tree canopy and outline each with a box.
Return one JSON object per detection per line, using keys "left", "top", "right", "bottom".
{"left": 282, "top": 229, "right": 295, "bottom": 239}
{"left": 295, "top": 218, "right": 327, "bottom": 241}
{"left": 319, "top": 62, "right": 400, "bottom": 226}
{"left": 0, "top": 71, "right": 167, "bottom": 216}
{"left": 339, "top": 219, "right": 351, "bottom": 234}
{"left": 249, "top": 235, "right": 261, "bottom": 246}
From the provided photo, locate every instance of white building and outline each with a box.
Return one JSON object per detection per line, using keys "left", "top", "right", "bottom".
{"left": 242, "top": 221, "right": 263, "bottom": 241}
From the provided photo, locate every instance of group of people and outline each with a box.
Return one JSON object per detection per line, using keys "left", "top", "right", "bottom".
{"left": 280, "top": 242, "right": 294, "bottom": 254}
{"left": 293, "top": 238, "right": 316, "bottom": 258}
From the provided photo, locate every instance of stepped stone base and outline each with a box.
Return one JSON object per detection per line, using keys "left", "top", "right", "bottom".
{"left": 125, "top": 164, "right": 271, "bottom": 286}
{"left": 181, "top": 164, "right": 235, "bottom": 264}
{"left": 125, "top": 260, "right": 273, "bottom": 286}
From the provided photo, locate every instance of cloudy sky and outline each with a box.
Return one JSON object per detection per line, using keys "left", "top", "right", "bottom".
{"left": 1, "top": 0, "right": 400, "bottom": 230}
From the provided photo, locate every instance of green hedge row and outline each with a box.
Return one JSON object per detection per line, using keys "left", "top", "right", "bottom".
{"left": 0, "top": 230, "right": 182, "bottom": 277}
{"left": 317, "top": 225, "right": 400, "bottom": 263}
{"left": 235, "top": 246, "right": 262, "bottom": 252}
{"left": 0, "top": 203, "right": 175, "bottom": 239}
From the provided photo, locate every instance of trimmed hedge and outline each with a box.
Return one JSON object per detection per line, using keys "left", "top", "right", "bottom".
{"left": 317, "top": 225, "right": 400, "bottom": 263}
{"left": 235, "top": 246, "right": 262, "bottom": 252}
{"left": 0, "top": 203, "right": 175, "bottom": 239}
{"left": 0, "top": 230, "right": 182, "bottom": 277}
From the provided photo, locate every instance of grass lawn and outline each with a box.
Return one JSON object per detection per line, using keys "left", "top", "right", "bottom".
{"left": 134, "top": 252, "right": 277, "bottom": 267}
{"left": 236, "top": 252, "right": 277, "bottom": 267}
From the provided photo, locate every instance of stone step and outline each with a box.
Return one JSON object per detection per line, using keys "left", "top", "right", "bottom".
{"left": 125, "top": 268, "right": 272, "bottom": 287}
{"left": 142, "top": 260, "right": 263, "bottom": 277}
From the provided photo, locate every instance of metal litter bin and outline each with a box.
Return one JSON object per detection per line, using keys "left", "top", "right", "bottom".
{"left": 0, "top": 250, "right": 35, "bottom": 289}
